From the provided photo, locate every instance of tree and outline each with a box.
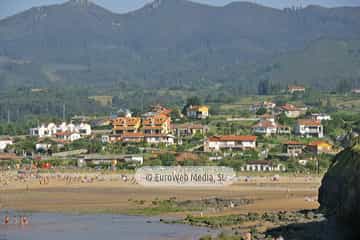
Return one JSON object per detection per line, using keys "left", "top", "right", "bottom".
{"left": 256, "top": 107, "right": 267, "bottom": 115}
{"left": 336, "top": 79, "right": 352, "bottom": 93}
{"left": 186, "top": 96, "right": 202, "bottom": 106}
{"left": 182, "top": 96, "right": 202, "bottom": 115}
{"left": 160, "top": 153, "right": 176, "bottom": 166}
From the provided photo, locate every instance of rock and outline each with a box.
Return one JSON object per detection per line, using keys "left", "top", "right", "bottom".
{"left": 318, "top": 144, "right": 360, "bottom": 236}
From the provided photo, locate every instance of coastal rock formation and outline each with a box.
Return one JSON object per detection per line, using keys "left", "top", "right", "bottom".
{"left": 318, "top": 143, "right": 360, "bottom": 235}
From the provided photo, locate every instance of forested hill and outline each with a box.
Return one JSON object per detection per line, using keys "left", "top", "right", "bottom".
{"left": 0, "top": 0, "right": 360, "bottom": 91}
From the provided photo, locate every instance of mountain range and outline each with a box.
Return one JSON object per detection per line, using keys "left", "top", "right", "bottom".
{"left": 0, "top": 0, "right": 360, "bottom": 92}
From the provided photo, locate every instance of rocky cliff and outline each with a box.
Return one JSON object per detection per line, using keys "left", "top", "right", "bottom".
{"left": 318, "top": 143, "right": 360, "bottom": 235}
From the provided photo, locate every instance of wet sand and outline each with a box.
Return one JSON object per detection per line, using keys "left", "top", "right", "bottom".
{"left": 0, "top": 172, "right": 320, "bottom": 216}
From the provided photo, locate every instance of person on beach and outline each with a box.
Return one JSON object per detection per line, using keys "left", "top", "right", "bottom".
{"left": 22, "top": 216, "right": 29, "bottom": 225}
{"left": 4, "top": 215, "right": 10, "bottom": 224}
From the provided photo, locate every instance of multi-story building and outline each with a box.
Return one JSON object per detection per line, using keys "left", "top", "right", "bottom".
{"left": 142, "top": 114, "right": 171, "bottom": 135}
{"left": 111, "top": 117, "right": 141, "bottom": 135}
{"left": 283, "top": 141, "right": 306, "bottom": 157}
{"left": 186, "top": 105, "right": 209, "bottom": 119}
{"left": 171, "top": 123, "right": 208, "bottom": 137}
{"left": 204, "top": 135, "right": 257, "bottom": 152}
{"left": 295, "top": 119, "right": 324, "bottom": 138}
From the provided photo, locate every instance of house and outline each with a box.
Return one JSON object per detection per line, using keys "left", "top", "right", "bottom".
{"left": 252, "top": 121, "right": 277, "bottom": 136}
{"left": 295, "top": 119, "right": 324, "bottom": 138}
{"left": 252, "top": 119, "right": 291, "bottom": 136}
{"left": 186, "top": 105, "right": 209, "bottom": 119}
{"left": 259, "top": 114, "right": 276, "bottom": 123}
{"left": 279, "top": 104, "right": 304, "bottom": 118}
{"left": 283, "top": 141, "right": 306, "bottom": 157}
{"left": 250, "top": 101, "right": 276, "bottom": 112}
{"left": 310, "top": 113, "right": 332, "bottom": 122}
{"left": 30, "top": 122, "right": 92, "bottom": 138}
{"left": 152, "top": 104, "right": 172, "bottom": 116}
{"left": 144, "top": 134, "right": 175, "bottom": 145}
{"left": 0, "top": 138, "right": 13, "bottom": 152}
{"left": 288, "top": 85, "right": 306, "bottom": 94}
{"left": 307, "top": 141, "right": 333, "bottom": 154}
{"left": 204, "top": 135, "right": 257, "bottom": 152}
{"left": 142, "top": 114, "right": 171, "bottom": 135}
{"left": 77, "top": 123, "right": 92, "bottom": 136}
{"left": 277, "top": 124, "right": 291, "bottom": 134}
{"left": 121, "top": 132, "right": 145, "bottom": 143}
{"left": 351, "top": 89, "right": 360, "bottom": 94}
{"left": 242, "top": 161, "right": 286, "bottom": 172}
{"left": 112, "top": 117, "right": 141, "bottom": 135}
{"left": 35, "top": 143, "right": 52, "bottom": 152}
{"left": 55, "top": 132, "right": 81, "bottom": 142}
{"left": 171, "top": 123, "right": 209, "bottom": 137}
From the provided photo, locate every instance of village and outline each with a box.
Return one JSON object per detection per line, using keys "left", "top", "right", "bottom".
{"left": 0, "top": 84, "right": 355, "bottom": 175}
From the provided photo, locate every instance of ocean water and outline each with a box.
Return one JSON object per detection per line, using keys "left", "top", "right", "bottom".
{"left": 0, "top": 212, "right": 216, "bottom": 240}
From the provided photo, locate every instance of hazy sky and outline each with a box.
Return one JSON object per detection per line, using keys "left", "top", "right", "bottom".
{"left": 0, "top": 0, "right": 359, "bottom": 19}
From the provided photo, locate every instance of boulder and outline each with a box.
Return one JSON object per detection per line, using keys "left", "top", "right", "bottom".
{"left": 318, "top": 144, "right": 360, "bottom": 234}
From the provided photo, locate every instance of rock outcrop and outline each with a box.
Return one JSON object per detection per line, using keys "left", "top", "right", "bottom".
{"left": 318, "top": 143, "right": 360, "bottom": 235}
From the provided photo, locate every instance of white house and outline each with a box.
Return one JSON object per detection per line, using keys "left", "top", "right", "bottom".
{"left": 144, "top": 134, "right": 175, "bottom": 145}
{"left": 279, "top": 104, "right": 304, "bottom": 118}
{"left": 252, "top": 121, "right": 277, "bottom": 136}
{"left": 288, "top": 85, "right": 306, "bottom": 94}
{"left": 250, "top": 101, "right": 276, "bottom": 112}
{"left": 35, "top": 143, "right": 52, "bottom": 152}
{"left": 55, "top": 132, "right": 81, "bottom": 142}
{"left": 295, "top": 119, "right": 324, "bottom": 138}
{"left": 243, "top": 161, "right": 286, "bottom": 172}
{"left": 310, "top": 113, "right": 331, "bottom": 122}
{"left": 30, "top": 122, "right": 91, "bottom": 138}
{"left": 0, "top": 138, "right": 13, "bottom": 152}
{"left": 186, "top": 105, "right": 209, "bottom": 119}
{"left": 204, "top": 135, "right": 257, "bottom": 152}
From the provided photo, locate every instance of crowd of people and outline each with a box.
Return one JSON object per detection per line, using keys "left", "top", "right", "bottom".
{"left": 0, "top": 170, "right": 138, "bottom": 188}
{"left": 2, "top": 215, "right": 29, "bottom": 225}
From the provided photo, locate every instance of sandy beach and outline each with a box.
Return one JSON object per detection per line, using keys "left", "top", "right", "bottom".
{"left": 0, "top": 171, "right": 321, "bottom": 216}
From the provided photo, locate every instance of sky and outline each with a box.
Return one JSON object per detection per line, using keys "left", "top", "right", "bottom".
{"left": 0, "top": 0, "right": 359, "bottom": 19}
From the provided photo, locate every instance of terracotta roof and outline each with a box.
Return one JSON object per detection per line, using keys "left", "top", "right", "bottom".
{"left": 281, "top": 104, "right": 299, "bottom": 111}
{"left": 144, "top": 134, "right": 174, "bottom": 138}
{"left": 208, "top": 135, "right": 257, "bottom": 142}
{"left": 143, "top": 114, "right": 170, "bottom": 126}
{"left": 253, "top": 120, "right": 277, "bottom": 128}
{"left": 122, "top": 132, "right": 144, "bottom": 138}
{"left": 297, "top": 119, "right": 321, "bottom": 126}
{"left": 55, "top": 131, "right": 73, "bottom": 137}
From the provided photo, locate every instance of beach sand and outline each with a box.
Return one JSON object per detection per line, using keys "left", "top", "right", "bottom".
{"left": 0, "top": 172, "right": 320, "bottom": 216}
